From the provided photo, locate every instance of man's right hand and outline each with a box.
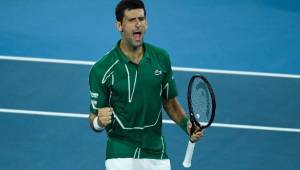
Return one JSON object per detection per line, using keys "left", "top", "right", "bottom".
{"left": 97, "top": 107, "right": 113, "bottom": 127}
{"left": 187, "top": 121, "right": 204, "bottom": 142}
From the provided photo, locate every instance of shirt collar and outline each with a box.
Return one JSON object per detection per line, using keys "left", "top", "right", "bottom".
{"left": 115, "top": 40, "right": 151, "bottom": 64}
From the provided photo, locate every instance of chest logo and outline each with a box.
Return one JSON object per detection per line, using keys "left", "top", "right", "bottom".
{"left": 154, "top": 69, "right": 162, "bottom": 76}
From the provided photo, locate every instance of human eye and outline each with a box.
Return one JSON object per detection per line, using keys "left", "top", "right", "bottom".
{"left": 138, "top": 17, "right": 145, "bottom": 22}
{"left": 128, "top": 18, "right": 136, "bottom": 22}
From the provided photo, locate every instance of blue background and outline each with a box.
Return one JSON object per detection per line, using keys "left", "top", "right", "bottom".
{"left": 1, "top": 1, "right": 300, "bottom": 170}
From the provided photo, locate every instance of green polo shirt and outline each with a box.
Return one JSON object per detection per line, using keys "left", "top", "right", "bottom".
{"left": 89, "top": 41, "right": 178, "bottom": 159}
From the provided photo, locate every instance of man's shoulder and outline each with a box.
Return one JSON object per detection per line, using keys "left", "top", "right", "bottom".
{"left": 145, "top": 43, "right": 169, "bottom": 57}
{"left": 145, "top": 42, "right": 171, "bottom": 65}
{"left": 90, "top": 48, "right": 119, "bottom": 75}
{"left": 95, "top": 47, "right": 119, "bottom": 66}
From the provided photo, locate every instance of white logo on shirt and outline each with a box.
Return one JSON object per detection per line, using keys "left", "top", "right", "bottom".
{"left": 154, "top": 70, "right": 162, "bottom": 76}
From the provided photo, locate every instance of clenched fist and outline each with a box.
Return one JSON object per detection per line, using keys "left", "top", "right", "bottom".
{"left": 97, "top": 107, "right": 113, "bottom": 127}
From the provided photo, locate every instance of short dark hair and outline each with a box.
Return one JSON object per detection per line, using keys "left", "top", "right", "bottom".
{"left": 115, "top": 0, "right": 146, "bottom": 22}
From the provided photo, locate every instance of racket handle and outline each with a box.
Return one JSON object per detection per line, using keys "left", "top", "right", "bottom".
{"left": 182, "top": 141, "right": 196, "bottom": 168}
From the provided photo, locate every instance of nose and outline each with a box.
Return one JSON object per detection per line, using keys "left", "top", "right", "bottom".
{"left": 136, "top": 20, "right": 141, "bottom": 27}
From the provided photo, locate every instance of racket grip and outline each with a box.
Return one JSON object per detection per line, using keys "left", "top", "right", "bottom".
{"left": 182, "top": 141, "right": 196, "bottom": 168}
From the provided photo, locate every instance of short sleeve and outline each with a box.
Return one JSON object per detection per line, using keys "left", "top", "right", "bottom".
{"left": 89, "top": 65, "right": 109, "bottom": 115}
{"left": 161, "top": 52, "right": 178, "bottom": 99}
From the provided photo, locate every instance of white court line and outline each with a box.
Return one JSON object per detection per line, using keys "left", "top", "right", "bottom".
{"left": 0, "top": 55, "right": 94, "bottom": 65}
{"left": 0, "top": 108, "right": 87, "bottom": 118}
{"left": 1, "top": 55, "right": 300, "bottom": 132}
{"left": 1, "top": 55, "right": 300, "bottom": 79}
{"left": 172, "top": 67, "right": 300, "bottom": 79}
{"left": 1, "top": 108, "right": 300, "bottom": 133}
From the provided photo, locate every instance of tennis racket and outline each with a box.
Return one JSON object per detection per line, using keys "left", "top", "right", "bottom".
{"left": 182, "top": 75, "right": 216, "bottom": 168}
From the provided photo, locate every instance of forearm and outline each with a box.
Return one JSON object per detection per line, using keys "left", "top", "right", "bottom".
{"left": 163, "top": 98, "right": 186, "bottom": 123}
{"left": 163, "top": 97, "right": 189, "bottom": 134}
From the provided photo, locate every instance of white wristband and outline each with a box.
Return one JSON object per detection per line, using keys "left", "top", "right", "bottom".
{"left": 93, "top": 116, "right": 104, "bottom": 131}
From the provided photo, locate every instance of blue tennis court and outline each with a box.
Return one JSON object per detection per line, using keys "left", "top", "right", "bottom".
{"left": 1, "top": 1, "right": 300, "bottom": 170}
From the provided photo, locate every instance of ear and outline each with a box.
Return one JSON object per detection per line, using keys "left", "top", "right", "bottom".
{"left": 115, "top": 21, "right": 122, "bottom": 32}
{"left": 145, "top": 19, "right": 148, "bottom": 31}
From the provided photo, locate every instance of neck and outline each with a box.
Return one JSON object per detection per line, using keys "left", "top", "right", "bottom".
{"left": 120, "top": 40, "right": 143, "bottom": 64}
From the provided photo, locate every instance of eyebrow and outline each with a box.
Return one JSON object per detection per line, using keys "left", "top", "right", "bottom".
{"left": 127, "top": 16, "right": 145, "bottom": 21}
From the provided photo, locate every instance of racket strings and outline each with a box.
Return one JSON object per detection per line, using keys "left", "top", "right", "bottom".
{"left": 191, "top": 79, "right": 212, "bottom": 126}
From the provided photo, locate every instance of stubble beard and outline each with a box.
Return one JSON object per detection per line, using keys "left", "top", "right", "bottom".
{"left": 129, "top": 37, "right": 143, "bottom": 50}
{"left": 122, "top": 32, "right": 144, "bottom": 50}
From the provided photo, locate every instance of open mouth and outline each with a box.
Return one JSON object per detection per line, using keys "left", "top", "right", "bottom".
{"left": 133, "top": 31, "right": 142, "bottom": 41}
{"left": 133, "top": 31, "right": 142, "bottom": 35}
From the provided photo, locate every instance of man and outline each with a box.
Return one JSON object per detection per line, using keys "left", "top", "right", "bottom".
{"left": 88, "top": 0, "right": 203, "bottom": 169}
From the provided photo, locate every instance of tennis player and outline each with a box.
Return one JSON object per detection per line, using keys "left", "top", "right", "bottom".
{"left": 88, "top": 0, "right": 203, "bottom": 169}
